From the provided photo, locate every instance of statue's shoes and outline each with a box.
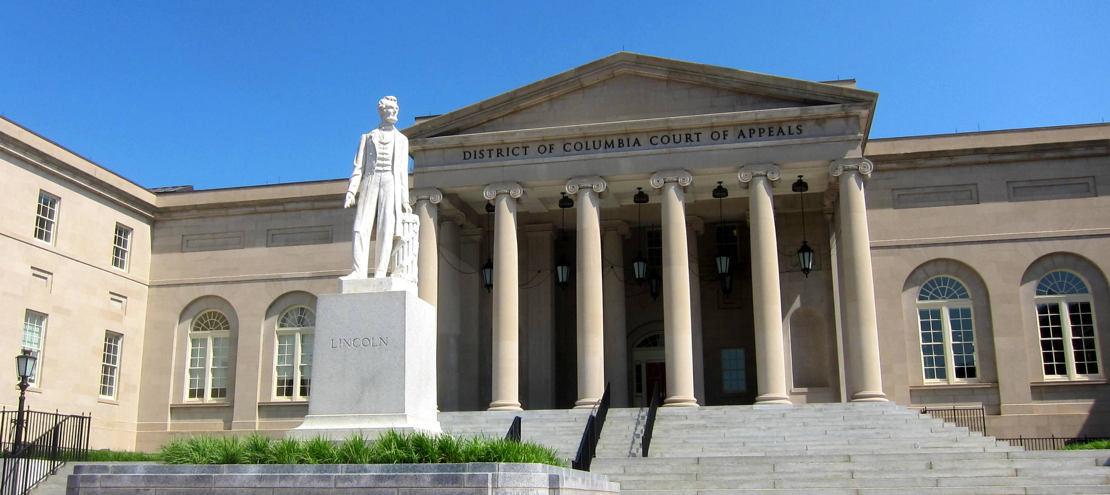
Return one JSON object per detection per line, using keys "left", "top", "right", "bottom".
{"left": 338, "top": 272, "right": 365, "bottom": 281}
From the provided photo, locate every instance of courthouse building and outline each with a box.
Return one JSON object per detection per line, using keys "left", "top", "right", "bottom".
{"left": 2, "top": 53, "right": 1109, "bottom": 452}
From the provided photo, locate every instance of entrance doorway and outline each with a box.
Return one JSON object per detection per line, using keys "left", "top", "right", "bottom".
{"left": 632, "top": 332, "right": 665, "bottom": 406}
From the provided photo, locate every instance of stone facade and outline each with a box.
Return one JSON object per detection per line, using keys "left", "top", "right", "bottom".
{"left": 1, "top": 53, "right": 1108, "bottom": 451}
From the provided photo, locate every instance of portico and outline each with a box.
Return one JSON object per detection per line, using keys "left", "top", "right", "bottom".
{"left": 405, "top": 53, "right": 887, "bottom": 410}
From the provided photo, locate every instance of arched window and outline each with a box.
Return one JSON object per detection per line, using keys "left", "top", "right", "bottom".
{"left": 275, "top": 306, "right": 315, "bottom": 400}
{"left": 1036, "top": 271, "right": 1100, "bottom": 379}
{"left": 917, "top": 276, "right": 977, "bottom": 383}
{"left": 188, "top": 310, "right": 230, "bottom": 401}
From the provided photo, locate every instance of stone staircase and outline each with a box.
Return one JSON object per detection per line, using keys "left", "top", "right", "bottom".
{"left": 588, "top": 402, "right": 1110, "bottom": 494}
{"left": 438, "top": 408, "right": 597, "bottom": 461}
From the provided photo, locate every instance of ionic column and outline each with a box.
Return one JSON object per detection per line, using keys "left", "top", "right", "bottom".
{"left": 830, "top": 159, "right": 887, "bottom": 402}
{"left": 650, "top": 170, "right": 698, "bottom": 407}
{"left": 437, "top": 210, "right": 465, "bottom": 411}
{"left": 484, "top": 183, "right": 524, "bottom": 411}
{"left": 411, "top": 189, "right": 443, "bottom": 306}
{"left": 601, "top": 220, "right": 630, "bottom": 408}
{"left": 567, "top": 177, "right": 607, "bottom": 408}
{"left": 686, "top": 216, "right": 706, "bottom": 404}
{"left": 739, "top": 165, "right": 791, "bottom": 405}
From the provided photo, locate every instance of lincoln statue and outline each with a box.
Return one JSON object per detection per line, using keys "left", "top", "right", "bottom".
{"left": 342, "top": 95, "right": 412, "bottom": 280}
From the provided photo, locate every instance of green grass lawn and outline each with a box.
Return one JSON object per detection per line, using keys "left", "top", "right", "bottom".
{"left": 1063, "top": 439, "right": 1110, "bottom": 450}
{"left": 84, "top": 430, "right": 565, "bottom": 467}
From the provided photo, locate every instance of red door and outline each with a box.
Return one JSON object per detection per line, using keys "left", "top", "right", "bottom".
{"left": 645, "top": 362, "right": 667, "bottom": 401}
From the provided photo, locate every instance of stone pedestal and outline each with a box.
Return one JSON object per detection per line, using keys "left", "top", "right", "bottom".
{"left": 289, "top": 279, "right": 440, "bottom": 439}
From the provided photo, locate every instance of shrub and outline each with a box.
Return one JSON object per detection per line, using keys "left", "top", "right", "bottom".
{"left": 84, "top": 450, "right": 160, "bottom": 462}
{"left": 156, "top": 430, "right": 565, "bottom": 467}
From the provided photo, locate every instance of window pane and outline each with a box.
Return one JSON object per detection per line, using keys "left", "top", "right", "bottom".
{"left": 22, "top": 311, "right": 47, "bottom": 383}
{"left": 112, "top": 225, "right": 131, "bottom": 270}
{"left": 100, "top": 333, "right": 122, "bottom": 398}
{"left": 722, "top": 349, "right": 746, "bottom": 392}
{"left": 279, "top": 307, "right": 316, "bottom": 329}
{"left": 188, "top": 338, "right": 207, "bottom": 399}
{"left": 1069, "top": 302, "right": 1099, "bottom": 376}
{"left": 919, "top": 276, "right": 971, "bottom": 301}
{"left": 300, "top": 333, "right": 313, "bottom": 397}
{"left": 35, "top": 193, "right": 58, "bottom": 243}
{"left": 919, "top": 309, "right": 946, "bottom": 380}
{"left": 647, "top": 229, "right": 662, "bottom": 269}
{"left": 1037, "top": 271, "right": 1089, "bottom": 295}
{"left": 193, "top": 311, "right": 230, "bottom": 332}
{"left": 275, "top": 335, "right": 294, "bottom": 397}
{"left": 948, "top": 307, "right": 977, "bottom": 380}
{"left": 1037, "top": 304, "right": 1067, "bottom": 377}
{"left": 210, "top": 337, "right": 229, "bottom": 399}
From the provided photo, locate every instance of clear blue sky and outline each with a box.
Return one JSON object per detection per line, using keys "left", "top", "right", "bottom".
{"left": 2, "top": 1, "right": 1107, "bottom": 190}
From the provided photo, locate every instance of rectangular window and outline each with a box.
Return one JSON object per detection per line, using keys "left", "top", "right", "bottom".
{"left": 722, "top": 348, "right": 746, "bottom": 393}
{"left": 275, "top": 334, "right": 295, "bottom": 397}
{"left": 299, "top": 333, "right": 313, "bottom": 397}
{"left": 100, "top": 333, "right": 122, "bottom": 399}
{"left": 112, "top": 225, "right": 132, "bottom": 270}
{"left": 948, "top": 307, "right": 977, "bottom": 379}
{"left": 209, "top": 337, "right": 229, "bottom": 399}
{"left": 919, "top": 308, "right": 947, "bottom": 380}
{"left": 274, "top": 332, "right": 314, "bottom": 400}
{"left": 22, "top": 311, "right": 47, "bottom": 386}
{"left": 34, "top": 192, "right": 59, "bottom": 244}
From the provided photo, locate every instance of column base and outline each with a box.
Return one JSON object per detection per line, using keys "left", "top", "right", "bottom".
{"left": 662, "top": 396, "right": 699, "bottom": 407}
{"left": 488, "top": 400, "right": 522, "bottom": 411}
{"left": 755, "top": 393, "right": 793, "bottom": 405}
{"left": 574, "top": 398, "right": 600, "bottom": 409}
{"left": 851, "top": 390, "right": 888, "bottom": 402}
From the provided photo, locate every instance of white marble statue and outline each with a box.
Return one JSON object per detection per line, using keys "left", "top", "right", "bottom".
{"left": 341, "top": 96, "right": 416, "bottom": 281}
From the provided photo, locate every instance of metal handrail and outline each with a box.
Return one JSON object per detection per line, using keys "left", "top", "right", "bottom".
{"left": 919, "top": 406, "right": 987, "bottom": 435}
{"left": 641, "top": 381, "right": 661, "bottom": 458}
{"left": 999, "top": 435, "right": 1110, "bottom": 451}
{"left": 504, "top": 416, "right": 522, "bottom": 442}
{"left": 0, "top": 409, "right": 91, "bottom": 495}
{"left": 571, "top": 383, "right": 611, "bottom": 471}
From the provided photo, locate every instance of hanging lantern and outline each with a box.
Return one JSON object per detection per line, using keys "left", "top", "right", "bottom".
{"left": 648, "top": 270, "right": 662, "bottom": 301}
{"left": 556, "top": 256, "right": 570, "bottom": 288}
{"left": 484, "top": 202, "right": 495, "bottom": 291}
{"left": 482, "top": 258, "right": 494, "bottom": 292}
{"left": 793, "top": 175, "right": 813, "bottom": 277}
{"left": 632, "top": 252, "right": 648, "bottom": 285}
{"left": 633, "top": 187, "right": 649, "bottom": 285}
{"left": 558, "top": 192, "right": 574, "bottom": 209}
{"left": 713, "top": 181, "right": 732, "bottom": 296}
{"left": 797, "top": 241, "right": 814, "bottom": 277}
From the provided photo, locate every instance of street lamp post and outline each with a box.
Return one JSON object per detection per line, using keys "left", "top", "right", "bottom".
{"left": 13, "top": 349, "right": 37, "bottom": 454}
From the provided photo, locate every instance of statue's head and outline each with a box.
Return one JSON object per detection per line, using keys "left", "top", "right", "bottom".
{"left": 378, "top": 96, "right": 399, "bottom": 124}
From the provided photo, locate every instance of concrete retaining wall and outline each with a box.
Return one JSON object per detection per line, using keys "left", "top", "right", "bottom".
{"left": 68, "top": 462, "right": 620, "bottom": 494}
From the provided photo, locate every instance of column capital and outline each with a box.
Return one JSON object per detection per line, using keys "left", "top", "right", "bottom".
{"left": 483, "top": 183, "right": 524, "bottom": 200}
{"left": 408, "top": 188, "right": 443, "bottom": 206}
{"left": 439, "top": 210, "right": 466, "bottom": 227}
{"left": 829, "top": 158, "right": 874, "bottom": 178}
{"left": 650, "top": 170, "right": 693, "bottom": 189}
{"left": 685, "top": 215, "right": 705, "bottom": 235}
{"left": 601, "top": 220, "right": 631, "bottom": 238}
{"left": 566, "top": 176, "right": 608, "bottom": 195}
{"left": 738, "top": 164, "right": 782, "bottom": 189}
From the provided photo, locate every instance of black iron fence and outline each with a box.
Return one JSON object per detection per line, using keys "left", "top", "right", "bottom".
{"left": 640, "top": 381, "right": 661, "bottom": 458}
{"left": 998, "top": 436, "right": 1110, "bottom": 451}
{"left": 571, "top": 383, "right": 610, "bottom": 471}
{"left": 0, "top": 409, "right": 91, "bottom": 495}
{"left": 917, "top": 406, "right": 987, "bottom": 435}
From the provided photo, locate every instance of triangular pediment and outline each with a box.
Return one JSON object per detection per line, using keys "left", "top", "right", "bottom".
{"left": 405, "top": 52, "right": 877, "bottom": 139}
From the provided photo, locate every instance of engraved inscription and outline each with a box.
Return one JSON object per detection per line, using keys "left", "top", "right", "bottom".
{"left": 331, "top": 337, "right": 389, "bottom": 349}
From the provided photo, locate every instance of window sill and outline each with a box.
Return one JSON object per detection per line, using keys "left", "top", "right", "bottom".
{"left": 98, "top": 398, "right": 120, "bottom": 406}
{"left": 170, "top": 402, "right": 232, "bottom": 408}
{"left": 910, "top": 382, "right": 997, "bottom": 390}
{"left": 1031, "top": 379, "right": 1108, "bottom": 387}
{"left": 258, "top": 401, "right": 309, "bottom": 406}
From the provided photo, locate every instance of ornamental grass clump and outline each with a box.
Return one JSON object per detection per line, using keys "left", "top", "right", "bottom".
{"left": 1064, "top": 439, "right": 1110, "bottom": 450}
{"left": 157, "top": 430, "right": 565, "bottom": 467}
